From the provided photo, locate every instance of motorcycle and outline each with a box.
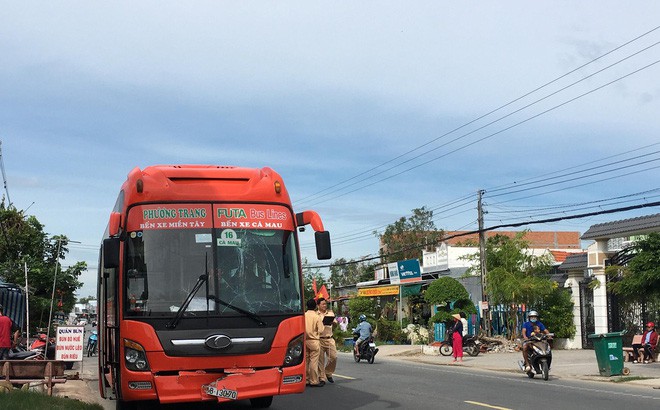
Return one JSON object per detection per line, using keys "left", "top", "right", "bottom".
{"left": 30, "top": 333, "right": 73, "bottom": 369}
{"left": 353, "top": 335, "right": 378, "bottom": 364}
{"left": 87, "top": 331, "right": 98, "bottom": 357}
{"left": 30, "top": 333, "right": 56, "bottom": 360}
{"left": 439, "top": 333, "right": 481, "bottom": 357}
{"left": 8, "top": 344, "right": 41, "bottom": 360}
{"left": 518, "top": 333, "right": 553, "bottom": 380}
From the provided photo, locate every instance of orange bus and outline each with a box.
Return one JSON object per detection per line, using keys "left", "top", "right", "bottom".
{"left": 98, "top": 165, "right": 331, "bottom": 409}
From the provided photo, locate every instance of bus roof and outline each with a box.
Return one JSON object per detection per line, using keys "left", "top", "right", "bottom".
{"left": 117, "top": 165, "right": 292, "bottom": 210}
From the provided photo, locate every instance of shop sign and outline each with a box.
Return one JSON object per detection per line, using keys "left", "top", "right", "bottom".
{"left": 358, "top": 285, "right": 400, "bottom": 297}
{"left": 398, "top": 259, "right": 422, "bottom": 283}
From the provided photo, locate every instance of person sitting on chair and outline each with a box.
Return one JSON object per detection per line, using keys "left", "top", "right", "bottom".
{"left": 632, "top": 322, "right": 658, "bottom": 364}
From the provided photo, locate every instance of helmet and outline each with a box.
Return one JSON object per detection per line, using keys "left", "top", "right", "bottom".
{"left": 528, "top": 310, "right": 539, "bottom": 317}
{"left": 648, "top": 322, "right": 655, "bottom": 328}
{"left": 359, "top": 314, "right": 367, "bottom": 322}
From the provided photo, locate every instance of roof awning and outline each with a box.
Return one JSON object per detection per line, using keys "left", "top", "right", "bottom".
{"left": 401, "top": 283, "right": 422, "bottom": 297}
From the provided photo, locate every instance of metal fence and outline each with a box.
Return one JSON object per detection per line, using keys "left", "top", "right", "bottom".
{"left": 0, "top": 281, "right": 26, "bottom": 328}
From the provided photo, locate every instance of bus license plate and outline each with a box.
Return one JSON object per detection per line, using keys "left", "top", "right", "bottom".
{"left": 203, "top": 384, "right": 238, "bottom": 400}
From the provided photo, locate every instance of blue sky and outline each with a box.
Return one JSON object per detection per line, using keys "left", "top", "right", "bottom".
{"left": 2, "top": 2, "right": 660, "bottom": 298}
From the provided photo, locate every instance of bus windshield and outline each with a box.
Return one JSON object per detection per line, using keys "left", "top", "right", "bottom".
{"left": 124, "top": 228, "right": 302, "bottom": 318}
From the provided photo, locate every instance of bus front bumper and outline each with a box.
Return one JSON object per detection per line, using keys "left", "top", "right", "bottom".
{"left": 146, "top": 364, "right": 305, "bottom": 404}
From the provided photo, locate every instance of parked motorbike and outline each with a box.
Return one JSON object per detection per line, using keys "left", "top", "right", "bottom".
{"left": 87, "top": 331, "right": 98, "bottom": 357}
{"left": 30, "top": 334, "right": 56, "bottom": 360}
{"left": 353, "top": 335, "right": 378, "bottom": 364}
{"left": 518, "top": 333, "right": 553, "bottom": 380}
{"left": 439, "top": 333, "right": 481, "bottom": 357}
{"left": 8, "top": 345, "right": 41, "bottom": 360}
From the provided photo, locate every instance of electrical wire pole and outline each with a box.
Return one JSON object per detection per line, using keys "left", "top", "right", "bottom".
{"left": 477, "top": 189, "right": 491, "bottom": 336}
{"left": 0, "top": 140, "right": 12, "bottom": 207}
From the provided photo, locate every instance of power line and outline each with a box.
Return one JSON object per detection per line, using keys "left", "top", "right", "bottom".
{"left": 304, "top": 144, "right": 660, "bottom": 251}
{"left": 305, "top": 200, "right": 660, "bottom": 269}
{"left": 487, "top": 150, "right": 660, "bottom": 196}
{"left": 490, "top": 194, "right": 660, "bottom": 222}
{"left": 304, "top": 58, "right": 660, "bottom": 207}
{"left": 487, "top": 163, "right": 660, "bottom": 206}
{"left": 487, "top": 188, "right": 660, "bottom": 214}
{"left": 486, "top": 154, "right": 660, "bottom": 199}
{"left": 295, "top": 28, "right": 660, "bottom": 206}
{"left": 485, "top": 141, "right": 660, "bottom": 193}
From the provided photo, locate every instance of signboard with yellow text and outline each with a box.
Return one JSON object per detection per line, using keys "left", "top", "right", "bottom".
{"left": 358, "top": 285, "right": 400, "bottom": 297}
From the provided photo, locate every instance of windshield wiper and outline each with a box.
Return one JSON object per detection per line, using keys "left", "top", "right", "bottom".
{"left": 207, "top": 295, "right": 267, "bottom": 327}
{"left": 166, "top": 274, "right": 208, "bottom": 329}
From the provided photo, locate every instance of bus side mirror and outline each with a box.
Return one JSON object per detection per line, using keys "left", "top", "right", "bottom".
{"left": 108, "top": 212, "right": 121, "bottom": 237}
{"left": 315, "top": 231, "right": 332, "bottom": 260}
{"left": 103, "top": 238, "right": 120, "bottom": 269}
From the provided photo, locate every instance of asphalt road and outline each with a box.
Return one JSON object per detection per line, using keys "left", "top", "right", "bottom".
{"left": 85, "top": 352, "right": 660, "bottom": 410}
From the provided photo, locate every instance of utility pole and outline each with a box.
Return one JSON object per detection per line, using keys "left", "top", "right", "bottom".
{"left": 477, "top": 190, "right": 491, "bottom": 336}
{"left": 0, "top": 140, "right": 12, "bottom": 207}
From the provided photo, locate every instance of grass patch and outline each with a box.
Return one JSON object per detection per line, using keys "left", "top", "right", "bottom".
{"left": 0, "top": 390, "right": 103, "bottom": 409}
{"left": 611, "top": 376, "right": 652, "bottom": 383}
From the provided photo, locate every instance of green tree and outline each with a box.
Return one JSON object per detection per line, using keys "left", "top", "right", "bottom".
{"left": 78, "top": 295, "right": 96, "bottom": 305}
{"left": 466, "top": 232, "right": 556, "bottom": 339}
{"left": 607, "top": 232, "right": 660, "bottom": 300}
{"left": 425, "top": 276, "right": 476, "bottom": 325}
{"left": 0, "top": 204, "right": 84, "bottom": 331}
{"left": 538, "top": 286, "right": 575, "bottom": 339}
{"left": 375, "top": 206, "right": 444, "bottom": 264}
{"left": 347, "top": 296, "right": 377, "bottom": 321}
{"left": 329, "top": 258, "right": 376, "bottom": 292}
{"left": 606, "top": 233, "right": 660, "bottom": 326}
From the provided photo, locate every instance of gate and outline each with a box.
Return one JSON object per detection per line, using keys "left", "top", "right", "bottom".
{"left": 579, "top": 281, "right": 595, "bottom": 349}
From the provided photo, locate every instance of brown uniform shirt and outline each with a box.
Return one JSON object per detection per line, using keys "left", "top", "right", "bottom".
{"left": 305, "top": 310, "right": 324, "bottom": 340}
{"left": 318, "top": 310, "right": 335, "bottom": 338}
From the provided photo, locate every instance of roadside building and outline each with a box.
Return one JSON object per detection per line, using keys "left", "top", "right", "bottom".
{"left": 351, "top": 230, "right": 582, "bottom": 331}
{"left": 560, "top": 213, "right": 660, "bottom": 349}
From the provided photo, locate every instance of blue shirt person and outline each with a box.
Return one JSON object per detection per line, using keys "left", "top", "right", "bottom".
{"left": 352, "top": 315, "right": 372, "bottom": 353}
{"left": 521, "top": 311, "right": 550, "bottom": 372}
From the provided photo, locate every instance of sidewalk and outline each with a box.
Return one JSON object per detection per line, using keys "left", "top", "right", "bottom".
{"left": 54, "top": 358, "right": 110, "bottom": 409}
{"left": 375, "top": 344, "right": 660, "bottom": 388}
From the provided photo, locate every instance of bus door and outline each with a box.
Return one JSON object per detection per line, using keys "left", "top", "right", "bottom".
{"left": 100, "top": 240, "right": 120, "bottom": 400}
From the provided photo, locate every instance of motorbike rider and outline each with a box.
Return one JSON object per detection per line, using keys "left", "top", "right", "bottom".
{"left": 88, "top": 330, "right": 99, "bottom": 354}
{"left": 352, "top": 314, "right": 373, "bottom": 356}
{"left": 521, "top": 310, "right": 550, "bottom": 372}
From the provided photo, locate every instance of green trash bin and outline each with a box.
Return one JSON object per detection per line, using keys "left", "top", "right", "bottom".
{"left": 588, "top": 331, "right": 629, "bottom": 377}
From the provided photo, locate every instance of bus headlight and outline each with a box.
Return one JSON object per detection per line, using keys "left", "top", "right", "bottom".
{"left": 124, "top": 339, "right": 150, "bottom": 372}
{"left": 283, "top": 335, "right": 304, "bottom": 367}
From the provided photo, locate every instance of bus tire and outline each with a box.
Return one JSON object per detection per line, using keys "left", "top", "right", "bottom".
{"left": 250, "top": 396, "right": 273, "bottom": 408}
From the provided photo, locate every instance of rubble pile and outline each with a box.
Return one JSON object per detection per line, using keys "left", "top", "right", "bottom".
{"left": 478, "top": 335, "right": 521, "bottom": 353}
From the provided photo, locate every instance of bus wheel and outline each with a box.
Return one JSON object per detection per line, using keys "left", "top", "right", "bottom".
{"left": 250, "top": 396, "right": 273, "bottom": 408}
